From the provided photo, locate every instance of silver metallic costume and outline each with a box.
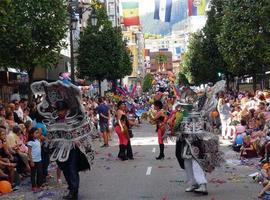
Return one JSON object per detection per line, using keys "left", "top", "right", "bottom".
{"left": 175, "top": 81, "right": 226, "bottom": 194}
{"left": 31, "top": 80, "right": 97, "bottom": 169}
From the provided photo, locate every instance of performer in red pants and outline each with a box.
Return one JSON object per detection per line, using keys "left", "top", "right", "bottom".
{"left": 153, "top": 100, "right": 167, "bottom": 160}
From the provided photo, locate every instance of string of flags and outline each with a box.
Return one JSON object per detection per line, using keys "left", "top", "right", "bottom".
{"left": 121, "top": 0, "right": 209, "bottom": 27}
{"left": 154, "top": 0, "right": 173, "bottom": 23}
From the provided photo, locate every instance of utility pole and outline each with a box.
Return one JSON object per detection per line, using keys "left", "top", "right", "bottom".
{"left": 70, "top": 12, "right": 75, "bottom": 82}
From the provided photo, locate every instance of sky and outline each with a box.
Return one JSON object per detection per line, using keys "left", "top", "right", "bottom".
{"left": 139, "top": 0, "right": 155, "bottom": 15}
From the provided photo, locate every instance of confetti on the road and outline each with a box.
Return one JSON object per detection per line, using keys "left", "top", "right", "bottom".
{"left": 227, "top": 174, "right": 246, "bottom": 183}
{"left": 37, "top": 191, "right": 55, "bottom": 200}
{"left": 209, "top": 178, "right": 227, "bottom": 184}
{"left": 2, "top": 194, "right": 25, "bottom": 200}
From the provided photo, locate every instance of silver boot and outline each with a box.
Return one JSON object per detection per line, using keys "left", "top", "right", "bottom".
{"left": 185, "top": 184, "right": 199, "bottom": 192}
{"left": 194, "top": 184, "right": 208, "bottom": 195}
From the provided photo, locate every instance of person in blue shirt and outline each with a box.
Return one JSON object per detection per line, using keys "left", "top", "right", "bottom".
{"left": 34, "top": 114, "right": 49, "bottom": 185}
{"left": 27, "top": 127, "right": 42, "bottom": 191}
{"left": 96, "top": 98, "right": 110, "bottom": 147}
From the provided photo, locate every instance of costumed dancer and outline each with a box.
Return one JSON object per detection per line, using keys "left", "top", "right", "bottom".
{"left": 175, "top": 81, "right": 225, "bottom": 196}
{"left": 176, "top": 131, "right": 209, "bottom": 194}
{"left": 31, "top": 80, "right": 95, "bottom": 200}
{"left": 116, "top": 101, "right": 134, "bottom": 160}
{"left": 114, "top": 114, "right": 130, "bottom": 161}
{"left": 153, "top": 100, "right": 167, "bottom": 160}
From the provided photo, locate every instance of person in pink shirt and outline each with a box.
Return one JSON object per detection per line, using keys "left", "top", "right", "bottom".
{"left": 232, "top": 119, "right": 247, "bottom": 143}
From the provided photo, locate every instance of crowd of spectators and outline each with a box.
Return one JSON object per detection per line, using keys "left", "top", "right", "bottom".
{"left": 0, "top": 92, "right": 114, "bottom": 193}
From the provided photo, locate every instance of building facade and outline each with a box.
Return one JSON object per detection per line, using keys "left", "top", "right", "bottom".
{"left": 145, "top": 33, "right": 186, "bottom": 62}
{"left": 106, "top": 0, "right": 121, "bottom": 27}
{"left": 122, "top": 26, "right": 145, "bottom": 86}
{"left": 150, "top": 51, "right": 173, "bottom": 74}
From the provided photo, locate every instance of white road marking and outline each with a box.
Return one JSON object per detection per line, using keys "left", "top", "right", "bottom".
{"left": 152, "top": 148, "right": 156, "bottom": 153}
{"left": 146, "top": 167, "right": 152, "bottom": 176}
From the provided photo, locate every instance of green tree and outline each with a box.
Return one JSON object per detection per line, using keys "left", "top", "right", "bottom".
{"left": 202, "top": 0, "right": 230, "bottom": 82}
{"left": 155, "top": 54, "right": 168, "bottom": 72}
{"left": 106, "top": 28, "right": 132, "bottom": 81}
{"left": 218, "top": 0, "right": 270, "bottom": 90}
{"left": 178, "top": 73, "right": 189, "bottom": 86}
{"left": 182, "top": 0, "right": 230, "bottom": 86}
{"left": 0, "top": 0, "right": 10, "bottom": 15}
{"left": 0, "top": 0, "right": 67, "bottom": 97}
{"left": 182, "top": 31, "right": 219, "bottom": 85}
{"left": 142, "top": 73, "right": 154, "bottom": 92}
{"left": 77, "top": 2, "right": 132, "bottom": 95}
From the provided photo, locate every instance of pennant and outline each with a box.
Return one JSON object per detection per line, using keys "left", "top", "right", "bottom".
{"left": 121, "top": 86, "right": 129, "bottom": 95}
{"left": 131, "top": 85, "right": 137, "bottom": 98}
{"left": 122, "top": 1, "right": 140, "bottom": 26}
{"left": 116, "top": 86, "right": 126, "bottom": 96}
{"left": 154, "top": 0, "right": 172, "bottom": 22}
{"left": 188, "top": 0, "right": 207, "bottom": 16}
{"left": 124, "top": 85, "right": 129, "bottom": 93}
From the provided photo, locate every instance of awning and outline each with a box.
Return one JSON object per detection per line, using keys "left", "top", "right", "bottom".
{"left": 0, "top": 67, "right": 27, "bottom": 75}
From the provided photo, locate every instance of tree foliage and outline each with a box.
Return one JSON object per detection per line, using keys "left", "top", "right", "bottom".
{"left": 142, "top": 73, "right": 154, "bottom": 92}
{"left": 178, "top": 73, "right": 189, "bottom": 86}
{"left": 218, "top": 0, "right": 270, "bottom": 77}
{"left": 182, "top": 0, "right": 228, "bottom": 85}
{"left": 182, "top": 0, "right": 270, "bottom": 87}
{"left": 0, "top": 0, "right": 10, "bottom": 15}
{"left": 0, "top": 0, "right": 67, "bottom": 83}
{"left": 182, "top": 31, "right": 220, "bottom": 85}
{"left": 202, "top": 0, "right": 229, "bottom": 76}
{"left": 77, "top": 1, "right": 132, "bottom": 84}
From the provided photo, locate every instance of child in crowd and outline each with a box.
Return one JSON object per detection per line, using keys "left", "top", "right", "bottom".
{"left": 27, "top": 127, "right": 42, "bottom": 191}
{"left": 240, "top": 136, "right": 257, "bottom": 159}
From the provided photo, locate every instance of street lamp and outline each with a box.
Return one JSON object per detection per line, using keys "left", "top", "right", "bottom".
{"left": 90, "top": 9, "right": 98, "bottom": 27}
{"left": 70, "top": 11, "right": 78, "bottom": 83}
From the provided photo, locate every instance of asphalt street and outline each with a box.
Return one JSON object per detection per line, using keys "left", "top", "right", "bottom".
{"left": 1, "top": 122, "right": 261, "bottom": 200}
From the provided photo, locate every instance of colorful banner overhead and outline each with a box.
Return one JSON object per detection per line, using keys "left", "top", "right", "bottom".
{"left": 154, "top": 0, "right": 173, "bottom": 22}
{"left": 122, "top": 1, "right": 140, "bottom": 26}
{"left": 188, "top": 0, "right": 207, "bottom": 16}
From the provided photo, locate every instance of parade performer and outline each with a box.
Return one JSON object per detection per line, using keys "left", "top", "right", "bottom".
{"left": 116, "top": 101, "right": 134, "bottom": 160}
{"left": 31, "top": 80, "right": 96, "bottom": 200}
{"left": 153, "top": 100, "right": 167, "bottom": 160}
{"left": 174, "top": 81, "right": 225, "bottom": 195}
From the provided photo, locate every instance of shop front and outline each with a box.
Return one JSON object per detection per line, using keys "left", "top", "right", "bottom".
{"left": 0, "top": 69, "right": 28, "bottom": 103}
